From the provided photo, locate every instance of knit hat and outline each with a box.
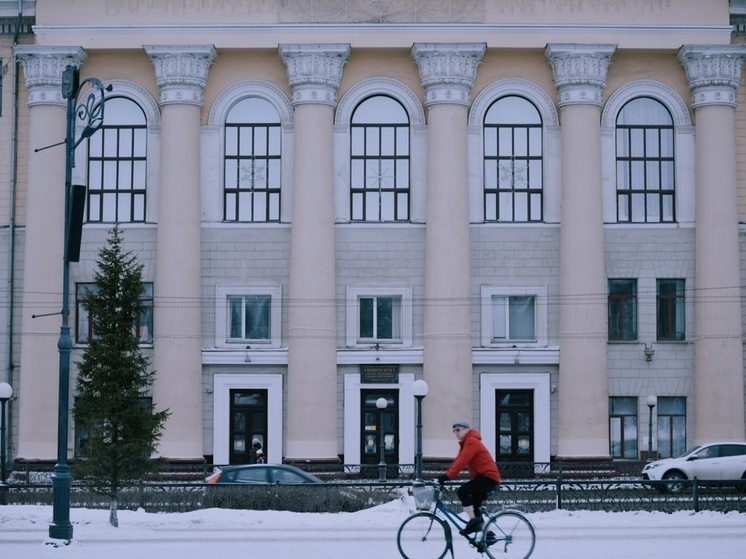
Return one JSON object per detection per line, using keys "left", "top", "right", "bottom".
{"left": 452, "top": 420, "right": 470, "bottom": 429}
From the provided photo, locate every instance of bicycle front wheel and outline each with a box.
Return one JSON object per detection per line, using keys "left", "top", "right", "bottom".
{"left": 482, "top": 511, "right": 535, "bottom": 559}
{"left": 397, "top": 512, "right": 450, "bottom": 559}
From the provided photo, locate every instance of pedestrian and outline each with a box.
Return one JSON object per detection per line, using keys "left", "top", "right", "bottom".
{"left": 436, "top": 421, "right": 501, "bottom": 536}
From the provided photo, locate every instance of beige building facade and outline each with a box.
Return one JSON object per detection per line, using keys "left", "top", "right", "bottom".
{"left": 1, "top": 0, "right": 746, "bottom": 471}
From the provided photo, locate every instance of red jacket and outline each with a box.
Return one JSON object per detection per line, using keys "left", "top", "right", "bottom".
{"left": 445, "top": 429, "right": 501, "bottom": 483}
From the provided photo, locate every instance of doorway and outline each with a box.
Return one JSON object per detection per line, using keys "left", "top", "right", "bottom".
{"left": 360, "top": 389, "right": 399, "bottom": 475}
{"left": 495, "top": 389, "right": 534, "bottom": 462}
{"left": 229, "top": 389, "right": 268, "bottom": 464}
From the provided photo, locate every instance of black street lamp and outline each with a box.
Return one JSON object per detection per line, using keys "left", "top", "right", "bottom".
{"left": 411, "top": 379, "right": 428, "bottom": 481}
{"left": 646, "top": 395, "right": 657, "bottom": 462}
{"left": 47, "top": 66, "right": 111, "bottom": 543}
{"left": 0, "top": 382, "right": 13, "bottom": 483}
{"left": 376, "top": 397, "right": 388, "bottom": 482}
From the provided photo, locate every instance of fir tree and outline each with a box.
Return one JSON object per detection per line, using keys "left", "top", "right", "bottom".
{"left": 72, "top": 226, "right": 169, "bottom": 527}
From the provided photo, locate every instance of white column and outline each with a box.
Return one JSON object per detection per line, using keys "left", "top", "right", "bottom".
{"left": 412, "top": 43, "right": 485, "bottom": 458}
{"left": 678, "top": 45, "right": 746, "bottom": 443}
{"left": 546, "top": 44, "right": 616, "bottom": 459}
{"left": 15, "top": 46, "right": 86, "bottom": 460}
{"left": 145, "top": 45, "right": 216, "bottom": 460}
{"left": 279, "top": 44, "right": 349, "bottom": 461}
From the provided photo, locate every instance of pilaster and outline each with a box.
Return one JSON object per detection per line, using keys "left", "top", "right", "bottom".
{"left": 15, "top": 45, "right": 86, "bottom": 459}
{"left": 545, "top": 44, "right": 616, "bottom": 108}
{"left": 678, "top": 44, "right": 746, "bottom": 443}
{"left": 279, "top": 44, "right": 349, "bottom": 107}
{"left": 144, "top": 45, "right": 216, "bottom": 107}
{"left": 546, "top": 43, "right": 616, "bottom": 459}
{"left": 412, "top": 43, "right": 484, "bottom": 457}
{"left": 279, "top": 44, "right": 349, "bottom": 460}
{"left": 411, "top": 43, "right": 485, "bottom": 107}
{"left": 146, "top": 45, "right": 215, "bottom": 459}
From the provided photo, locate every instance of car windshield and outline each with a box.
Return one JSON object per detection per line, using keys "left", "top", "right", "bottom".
{"left": 678, "top": 445, "right": 702, "bottom": 458}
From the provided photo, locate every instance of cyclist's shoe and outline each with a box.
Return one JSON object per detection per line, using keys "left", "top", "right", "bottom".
{"left": 485, "top": 531, "right": 497, "bottom": 547}
{"left": 459, "top": 516, "right": 484, "bottom": 536}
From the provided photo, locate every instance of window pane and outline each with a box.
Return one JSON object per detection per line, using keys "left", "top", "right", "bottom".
{"left": 359, "top": 297, "right": 374, "bottom": 338}
{"left": 245, "top": 295, "right": 270, "bottom": 340}
{"left": 509, "top": 296, "right": 535, "bottom": 340}
{"left": 492, "top": 296, "right": 507, "bottom": 339}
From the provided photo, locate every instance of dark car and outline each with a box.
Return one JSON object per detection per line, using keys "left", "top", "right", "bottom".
{"left": 206, "top": 463, "right": 323, "bottom": 485}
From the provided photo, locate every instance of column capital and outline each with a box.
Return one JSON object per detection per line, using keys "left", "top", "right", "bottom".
{"left": 545, "top": 44, "right": 616, "bottom": 108}
{"left": 144, "top": 45, "right": 216, "bottom": 107}
{"left": 678, "top": 45, "right": 746, "bottom": 109}
{"left": 411, "top": 43, "right": 486, "bottom": 107}
{"left": 279, "top": 44, "right": 350, "bottom": 107}
{"left": 15, "top": 45, "right": 86, "bottom": 108}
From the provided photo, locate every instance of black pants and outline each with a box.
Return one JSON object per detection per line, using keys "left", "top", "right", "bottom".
{"left": 457, "top": 476, "right": 499, "bottom": 516}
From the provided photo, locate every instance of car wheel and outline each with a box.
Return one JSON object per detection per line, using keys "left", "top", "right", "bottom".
{"left": 662, "top": 471, "right": 687, "bottom": 493}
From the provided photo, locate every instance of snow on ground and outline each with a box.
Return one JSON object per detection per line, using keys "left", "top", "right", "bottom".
{"left": 2, "top": 497, "right": 746, "bottom": 559}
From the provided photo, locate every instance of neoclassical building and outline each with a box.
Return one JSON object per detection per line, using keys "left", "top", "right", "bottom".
{"left": 1, "top": 0, "right": 746, "bottom": 472}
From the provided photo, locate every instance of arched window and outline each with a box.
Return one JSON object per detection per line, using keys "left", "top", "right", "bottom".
{"left": 615, "top": 97, "right": 675, "bottom": 223}
{"left": 224, "top": 97, "right": 282, "bottom": 222}
{"left": 483, "top": 96, "right": 543, "bottom": 222}
{"left": 350, "top": 95, "right": 410, "bottom": 222}
{"left": 86, "top": 97, "right": 147, "bottom": 223}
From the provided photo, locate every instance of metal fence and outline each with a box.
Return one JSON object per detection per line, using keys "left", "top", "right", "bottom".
{"left": 2, "top": 477, "right": 745, "bottom": 514}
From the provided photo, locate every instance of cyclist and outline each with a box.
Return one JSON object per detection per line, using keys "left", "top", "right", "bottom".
{"left": 437, "top": 421, "right": 501, "bottom": 536}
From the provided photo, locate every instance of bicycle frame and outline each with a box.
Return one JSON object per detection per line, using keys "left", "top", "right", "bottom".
{"left": 431, "top": 495, "right": 480, "bottom": 558}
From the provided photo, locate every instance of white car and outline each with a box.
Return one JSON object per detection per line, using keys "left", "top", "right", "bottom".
{"left": 642, "top": 442, "right": 746, "bottom": 492}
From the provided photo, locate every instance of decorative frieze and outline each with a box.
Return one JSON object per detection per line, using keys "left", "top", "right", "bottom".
{"left": 678, "top": 45, "right": 746, "bottom": 109}
{"left": 411, "top": 43, "right": 485, "bottom": 107}
{"left": 15, "top": 46, "right": 87, "bottom": 108}
{"left": 279, "top": 44, "right": 350, "bottom": 107}
{"left": 545, "top": 44, "right": 616, "bottom": 108}
{"left": 144, "top": 45, "right": 217, "bottom": 107}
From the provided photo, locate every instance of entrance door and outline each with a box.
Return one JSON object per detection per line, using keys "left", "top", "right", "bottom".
{"left": 361, "top": 390, "right": 399, "bottom": 473}
{"left": 229, "top": 389, "right": 268, "bottom": 464}
{"left": 495, "top": 390, "right": 534, "bottom": 462}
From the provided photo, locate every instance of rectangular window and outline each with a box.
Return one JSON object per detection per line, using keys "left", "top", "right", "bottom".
{"left": 215, "top": 285, "right": 281, "bottom": 349}
{"left": 228, "top": 295, "right": 271, "bottom": 342}
{"left": 656, "top": 397, "right": 686, "bottom": 459}
{"left": 657, "top": 279, "right": 685, "bottom": 341}
{"left": 608, "top": 279, "right": 637, "bottom": 341}
{"left": 76, "top": 283, "right": 153, "bottom": 344}
{"left": 359, "top": 296, "right": 401, "bottom": 341}
{"left": 609, "top": 397, "right": 638, "bottom": 459}
{"left": 492, "top": 296, "right": 536, "bottom": 342}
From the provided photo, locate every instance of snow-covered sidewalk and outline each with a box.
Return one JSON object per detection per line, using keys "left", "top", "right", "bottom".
{"left": 2, "top": 499, "right": 746, "bottom": 558}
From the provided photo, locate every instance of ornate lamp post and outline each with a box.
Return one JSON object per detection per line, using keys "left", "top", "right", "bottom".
{"left": 646, "top": 395, "right": 657, "bottom": 462}
{"left": 376, "top": 397, "right": 388, "bottom": 482}
{"left": 0, "top": 382, "right": 12, "bottom": 483}
{"left": 47, "top": 66, "right": 111, "bottom": 542}
{"left": 411, "top": 380, "right": 428, "bottom": 480}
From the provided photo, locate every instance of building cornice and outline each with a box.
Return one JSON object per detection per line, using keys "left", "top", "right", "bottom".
{"left": 32, "top": 23, "right": 732, "bottom": 50}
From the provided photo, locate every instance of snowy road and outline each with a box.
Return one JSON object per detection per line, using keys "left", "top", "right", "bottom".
{"left": 2, "top": 502, "right": 746, "bottom": 559}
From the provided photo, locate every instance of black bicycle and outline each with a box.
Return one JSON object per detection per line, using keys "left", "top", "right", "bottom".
{"left": 397, "top": 481, "right": 535, "bottom": 559}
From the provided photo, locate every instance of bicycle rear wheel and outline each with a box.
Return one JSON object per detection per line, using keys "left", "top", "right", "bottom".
{"left": 481, "top": 511, "right": 535, "bottom": 559}
{"left": 397, "top": 512, "right": 450, "bottom": 559}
